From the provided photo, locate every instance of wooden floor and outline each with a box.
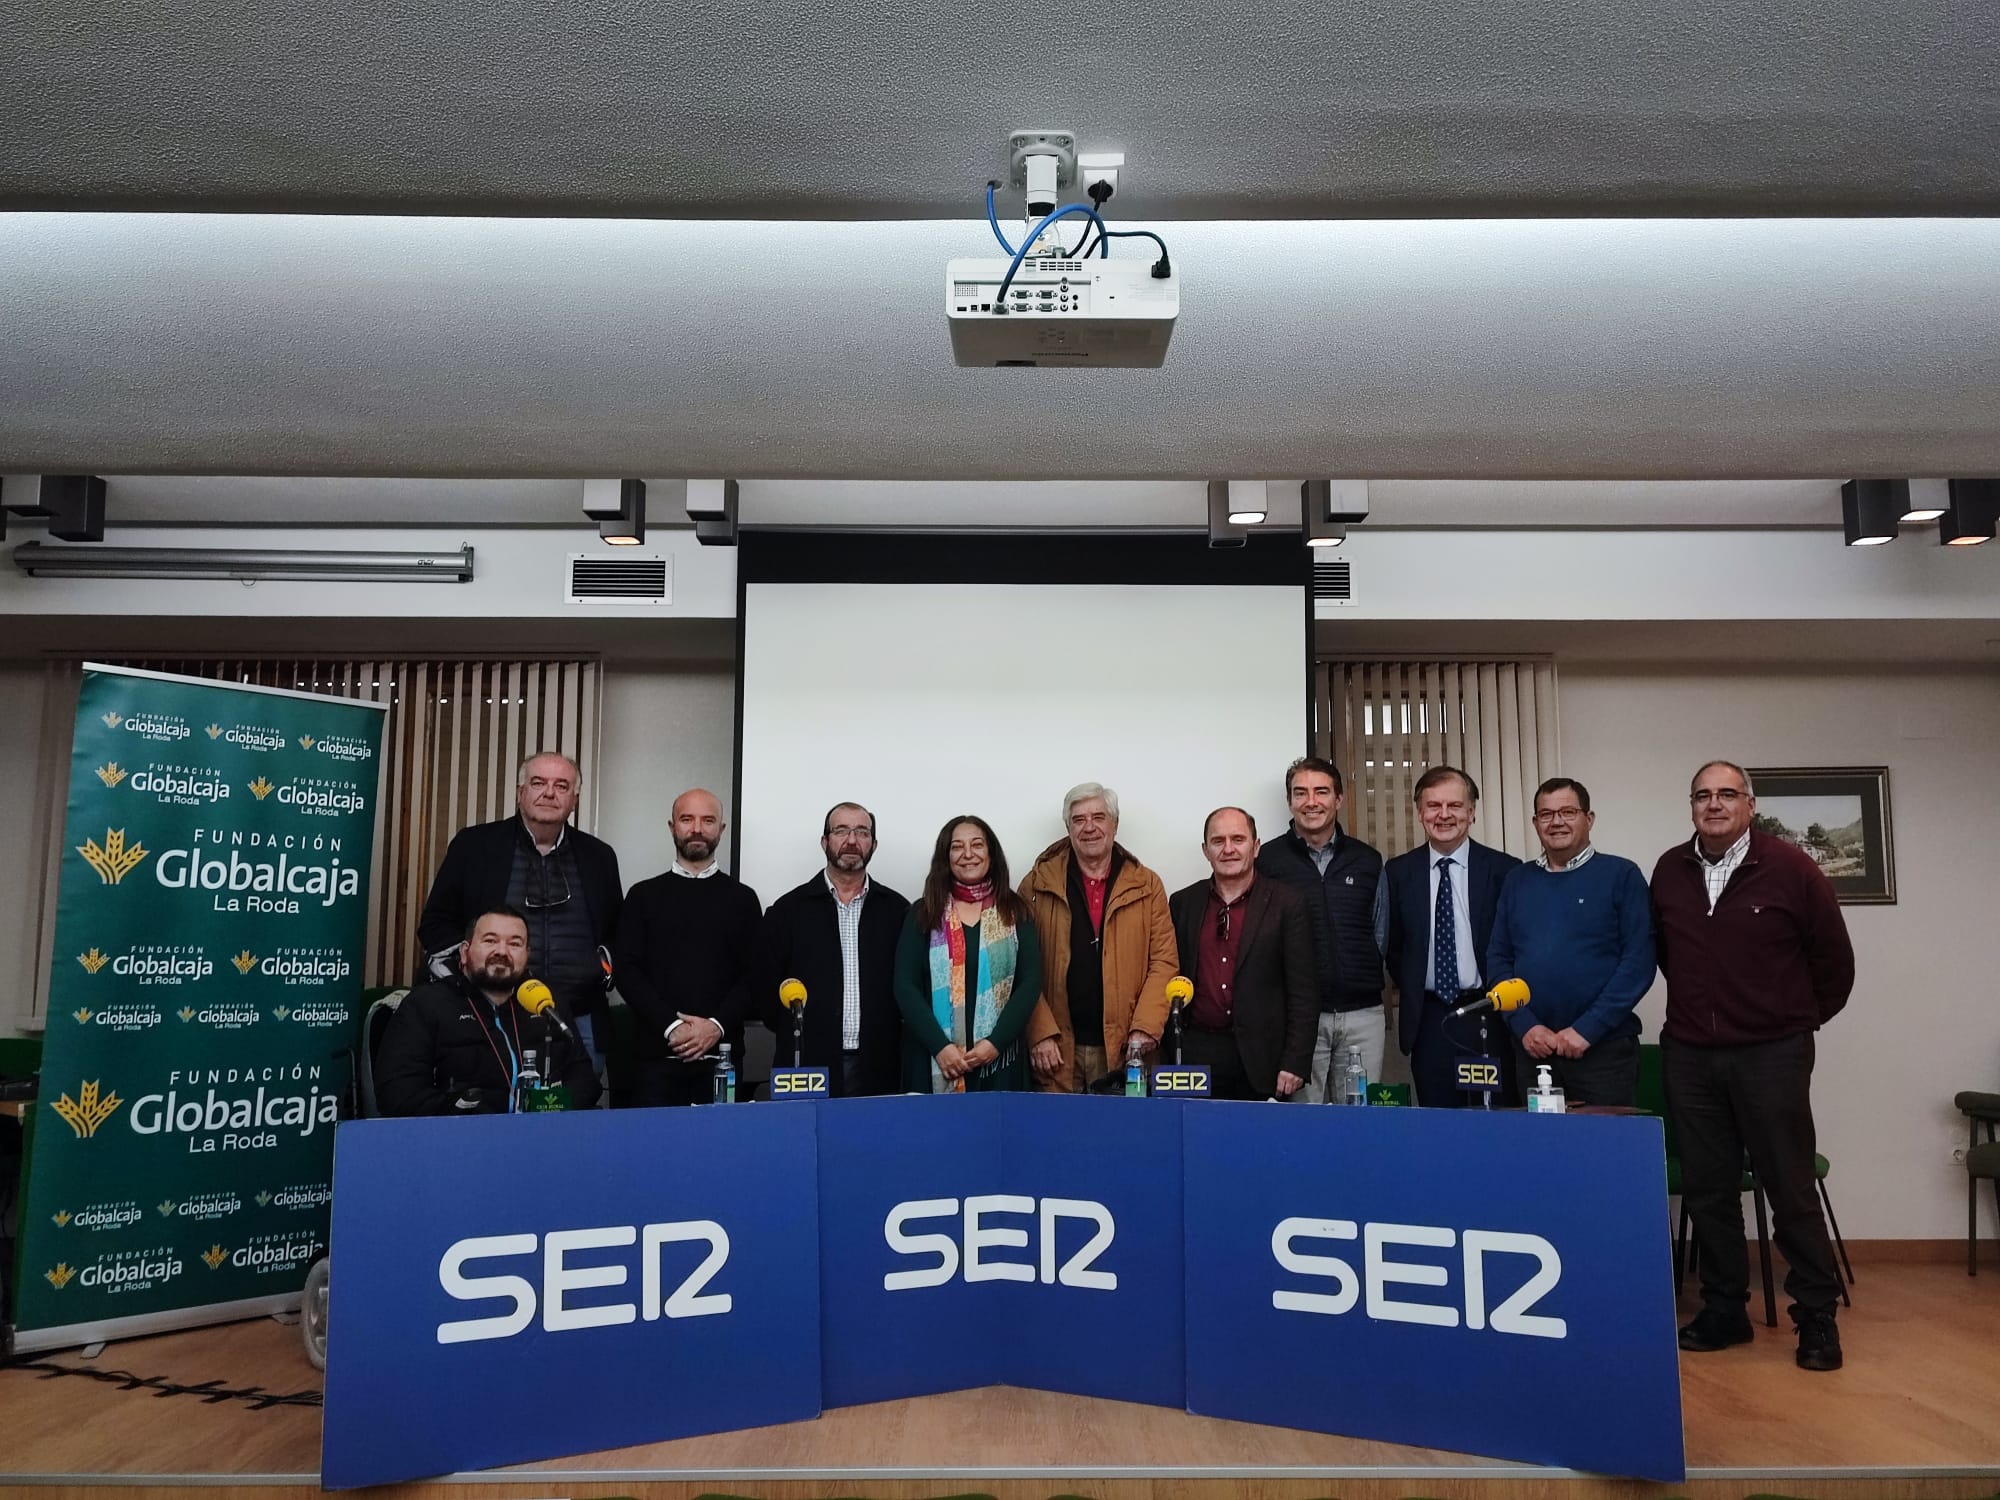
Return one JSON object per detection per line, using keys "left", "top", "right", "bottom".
{"left": 4, "top": 1262, "right": 2000, "bottom": 1499}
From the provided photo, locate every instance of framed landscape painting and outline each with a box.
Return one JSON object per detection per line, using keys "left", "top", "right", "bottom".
{"left": 1746, "top": 766, "right": 1895, "bottom": 905}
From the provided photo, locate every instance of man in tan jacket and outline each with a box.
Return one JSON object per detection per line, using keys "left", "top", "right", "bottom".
{"left": 1021, "top": 782, "right": 1179, "bottom": 1092}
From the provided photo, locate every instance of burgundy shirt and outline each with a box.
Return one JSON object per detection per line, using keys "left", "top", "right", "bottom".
{"left": 1189, "top": 881, "right": 1251, "bottom": 1030}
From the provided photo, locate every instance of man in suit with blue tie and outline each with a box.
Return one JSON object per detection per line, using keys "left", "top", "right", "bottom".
{"left": 1380, "top": 766, "right": 1522, "bottom": 1107}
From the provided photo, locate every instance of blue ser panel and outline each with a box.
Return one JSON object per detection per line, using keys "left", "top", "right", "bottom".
{"left": 1182, "top": 1103, "right": 1684, "bottom": 1483}
{"left": 322, "top": 1107, "right": 821, "bottom": 1489}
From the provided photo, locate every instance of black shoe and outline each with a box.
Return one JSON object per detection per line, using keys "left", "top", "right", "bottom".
{"left": 1795, "top": 1308, "right": 1843, "bottom": 1371}
{"left": 1678, "top": 1306, "right": 1754, "bottom": 1352}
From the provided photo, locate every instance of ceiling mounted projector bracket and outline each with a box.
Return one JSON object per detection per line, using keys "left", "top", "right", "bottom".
{"left": 1008, "top": 129, "right": 1078, "bottom": 217}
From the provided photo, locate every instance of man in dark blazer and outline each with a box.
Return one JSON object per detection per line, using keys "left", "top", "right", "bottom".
{"left": 754, "top": 802, "right": 912, "bottom": 1097}
{"left": 1167, "top": 808, "right": 1317, "bottom": 1100}
{"left": 416, "top": 752, "right": 622, "bottom": 1070}
{"left": 1380, "top": 766, "right": 1521, "bottom": 1107}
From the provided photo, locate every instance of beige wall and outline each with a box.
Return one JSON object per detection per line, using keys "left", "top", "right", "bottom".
{"left": 594, "top": 663, "right": 738, "bottom": 889}
{"left": 1560, "top": 661, "right": 2000, "bottom": 1239}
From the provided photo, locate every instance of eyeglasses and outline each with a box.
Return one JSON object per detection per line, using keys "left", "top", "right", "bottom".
{"left": 1533, "top": 808, "right": 1587, "bottom": 824}
{"left": 826, "top": 825, "right": 874, "bottom": 841}
{"left": 522, "top": 862, "right": 572, "bottom": 911}
{"left": 1690, "top": 789, "right": 1747, "bottom": 805}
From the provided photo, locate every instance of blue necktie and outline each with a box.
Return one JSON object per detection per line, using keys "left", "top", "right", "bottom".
{"left": 1433, "top": 855, "right": 1460, "bottom": 997}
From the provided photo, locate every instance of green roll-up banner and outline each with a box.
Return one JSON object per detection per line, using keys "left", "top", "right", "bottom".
{"left": 11, "top": 665, "right": 387, "bottom": 1350}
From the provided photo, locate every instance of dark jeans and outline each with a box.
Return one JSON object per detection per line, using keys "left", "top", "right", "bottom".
{"left": 1179, "top": 1027, "right": 1256, "bottom": 1101}
{"left": 1510, "top": 1032, "right": 1639, "bottom": 1107}
{"left": 1411, "top": 994, "right": 1517, "bottom": 1108}
{"left": 1663, "top": 1032, "right": 1842, "bottom": 1319}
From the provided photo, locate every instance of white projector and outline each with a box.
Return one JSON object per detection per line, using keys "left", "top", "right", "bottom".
{"left": 946, "top": 255, "right": 1179, "bottom": 367}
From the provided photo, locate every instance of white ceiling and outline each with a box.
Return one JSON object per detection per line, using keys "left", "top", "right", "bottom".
{"left": 33, "top": 476, "right": 1853, "bottom": 530}
{"left": 5, "top": 0, "right": 1997, "bottom": 219}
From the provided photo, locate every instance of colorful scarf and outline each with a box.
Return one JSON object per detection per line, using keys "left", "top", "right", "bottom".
{"left": 928, "top": 902, "right": 1017, "bottom": 1092}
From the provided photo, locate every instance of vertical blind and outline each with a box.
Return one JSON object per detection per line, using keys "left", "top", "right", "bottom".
{"left": 29, "top": 658, "right": 602, "bottom": 1012}
{"left": 1314, "top": 658, "right": 1559, "bottom": 861}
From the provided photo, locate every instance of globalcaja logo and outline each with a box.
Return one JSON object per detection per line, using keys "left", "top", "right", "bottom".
{"left": 262, "top": 945, "right": 354, "bottom": 990}
{"left": 127, "top": 1064, "right": 336, "bottom": 1149}
{"left": 154, "top": 829, "right": 360, "bottom": 913}
{"left": 264, "top": 774, "right": 367, "bottom": 818}
{"left": 71, "top": 999, "right": 166, "bottom": 1032}
{"left": 53, "top": 1200, "right": 143, "bottom": 1232}
{"left": 267, "top": 1182, "right": 333, "bottom": 1212}
{"left": 177, "top": 1006, "right": 196, "bottom": 1022}
{"left": 201, "top": 1244, "right": 228, "bottom": 1270}
{"left": 76, "top": 828, "right": 148, "bottom": 884}
{"left": 255, "top": 1191, "right": 272, "bottom": 1207}
{"left": 249, "top": 776, "right": 274, "bottom": 800}
{"left": 275, "top": 999, "right": 351, "bottom": 1027}
{"left": 82, "top": 943, "right": 212, "bottom": 989}
{"left": 122, "top": 761, "right": 234, "bottom": 808}
{"left": 305, "top": 732, "right": 374, "bottom": 765}
{"left": 95, "top": 762, "right": 129, "bottom": 788}
{"left": 230, "top": 1229, "right": 327, "bottom": 1277}
{"left": 180, "top": 999, "right": 262, "bottom": 1031}
{"left": 232, "top": 950, "right": 259, "bottom": 974}
{"left": 63, "top": 1244, "right": 185, "bottom": 1296}
{"left": 52, "top": 1080, "right": 123, "bottom": 1138}
{"left": 45, "top": 1263, "right": 76, "bottom": 1289}
{"left": 163, "top": 1191, "right": 243, "bottom": 1223}
{"left": 101, "top": 712, "right": 122, "bottom": 729}
{"left": 215, "top": 721, "right": 288, "bottom": 753}
{"left": 113, "top": 710, "right": 193, "bottom": 745}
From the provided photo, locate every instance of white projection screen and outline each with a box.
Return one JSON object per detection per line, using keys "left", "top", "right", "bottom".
{"left": 734, "top": 536, "right": 1308, "bottom": 907}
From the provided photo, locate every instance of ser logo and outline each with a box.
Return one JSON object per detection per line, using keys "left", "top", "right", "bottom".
{"left": 884, "top": 1196, "right": 1116, "bottom": 1292}
{"left": 435, "top": 1221, "right": 731, "bottom": 1345}
{"left": 1268, "top": 1218, "right": 1566, "bottom": 1339}
{"left": 768, "top": 1067, "right": 830, "bottom": 1097}
{"left": 1455, "top": 1059, "right": 1503, "bottom": 1090}
{"left": 1149, "top": 1066, "right": 1212, "bottom": 1096}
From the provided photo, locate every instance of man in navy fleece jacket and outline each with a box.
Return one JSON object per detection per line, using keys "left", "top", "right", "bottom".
{"left": 1485, "top": 777, "right": 1654, "bottom": 1106}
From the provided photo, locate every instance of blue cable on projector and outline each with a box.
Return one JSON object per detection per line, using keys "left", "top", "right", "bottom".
{"left": 989, "top": 202, "right": 1106, "bottom": 312}
{"left": 985, "top": 182, "right": 1018, "bottom": 258}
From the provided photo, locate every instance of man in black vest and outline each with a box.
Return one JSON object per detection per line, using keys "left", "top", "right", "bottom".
{"left": 613, "top": 788, "right": 763, "bottom": 1107}
{"left": 416, "top": 752, "right": 622, "bottom": 1076}
{"left": 1255, "top": 756, "right": 1386, "bottom": 1101}
{"left": 755, "top": 802, "right": 912, "bottom": 1096}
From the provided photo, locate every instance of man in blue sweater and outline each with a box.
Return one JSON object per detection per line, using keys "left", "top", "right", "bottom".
{"left": 1485, "top": 777, "right": 1654, "bottom": 1106}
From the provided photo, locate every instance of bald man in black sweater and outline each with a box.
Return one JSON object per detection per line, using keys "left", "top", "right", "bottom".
{"left": 612, "top": 789, "right": 763, "bottom": 1107}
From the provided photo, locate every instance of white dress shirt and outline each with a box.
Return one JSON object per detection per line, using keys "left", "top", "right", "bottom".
{"left": 825, "top": 872, "right": 870, "bottom": 1051}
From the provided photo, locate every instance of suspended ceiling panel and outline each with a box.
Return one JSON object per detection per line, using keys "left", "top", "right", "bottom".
{"left": 4, "top": 0, "right": 1997, "bottom": 219}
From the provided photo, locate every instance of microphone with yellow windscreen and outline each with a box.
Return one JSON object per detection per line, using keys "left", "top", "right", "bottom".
{"left": 1164, "top": 975, "right": 1194, "bottom": 1065}
{"left": 514, "top": 978, "right": 578, "bottom": 1041}
{"left": 778, "top": 977, "right": 808, "bottom": 1066}
{"left": 1447, "top": 977, "right": 1531, "bottom": 1021}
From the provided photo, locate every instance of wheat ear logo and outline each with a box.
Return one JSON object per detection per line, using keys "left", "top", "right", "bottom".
{"left": 272, "top": 1004, "right": 291, "bottom": 1020}
{"left": 45, "top": 1263, "right": 77, "bottom": 1290}
{"left": 248, "top": 776, "right": 275, "bottom": 800}
{"left": 297, "top": 735, "right": 315, "bottom": 749}
{"left": 95, "top": 762, "right": 129, "bottom": 788}
{"left": 52, "top": 1081, "right": 123, "bottom": 1139}
{"left": 71, "top": 1008, "right": 93, "bottom": 1024}
{"left": 201, "top": 1244, "right": 228, "bottom": 1270}
{"left": 177, "top": 1006, "right": 196, "bottom": 1022}
{"left": 158, "top": 1200, "right": 176, "bottom": 1217}
{"left": 77, "top": 948, "right": 111, "bottom": 974}
{"left": 206, "top": 723, "right": 224, "bottom": 740}
{"left": 76, "top": 829, "right": 147, "bottom": 885}
{"left": 255, "top": 1191, "right": 273, "bottom": 1207}
{"left": 100, "top": 711, "right": 123, "bottom": 729}
{"left": 232, "top": 950, "right": 258, "bottom": 975}
{"left": 51, "top": 1210, "right": 72, "bottom": 1228}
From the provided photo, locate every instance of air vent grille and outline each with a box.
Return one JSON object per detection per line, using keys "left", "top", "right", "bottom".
{"left": 1312, "top": 558, "right": 1352, "bottom": 603}
{"left": 567, "top": 553, "right": 670, "bottom": 604}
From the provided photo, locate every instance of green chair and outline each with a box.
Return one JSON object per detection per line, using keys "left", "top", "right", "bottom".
{"left": 1958, "top": 1090, "right": 2000, "bottom": 1274}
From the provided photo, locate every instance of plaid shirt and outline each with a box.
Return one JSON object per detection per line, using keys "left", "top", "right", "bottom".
{"left": 1695, "top": 830, "right": 1751, "bottom": 913}
{"left": 825, "top": 872, "right": 870, "bottom": 1050}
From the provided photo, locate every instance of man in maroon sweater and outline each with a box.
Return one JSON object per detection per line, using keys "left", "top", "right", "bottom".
{"left": 1651, "top": 760, "right": 1855, "bottom": 1371}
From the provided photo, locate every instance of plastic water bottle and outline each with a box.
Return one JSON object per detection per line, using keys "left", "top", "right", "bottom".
{"left": 1124, "top": 1039, "right": 1147, "bottom": 1097}
{"left": 1340, "top": 1045, "right": 1368, "bottom": 1106}
{"left": 711, "top": 1043, "right": 736, "bottom": 1104}
{"left": 515, "top": 1048, "right": 542, "bottom": 1112}
{"left": 1528, "top": 1063, "right": 1566, "bottom": 1114}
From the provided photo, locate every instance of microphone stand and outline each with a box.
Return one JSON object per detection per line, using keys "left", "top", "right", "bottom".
{"left": 792, "top": 1004, "right": 805, "bottom": 1069}
{"left": 1478, "top": 1013, "right": 1494, "bottom": 1111}
{"left": 1170, "top": 997, "right": 1186, "bottom": 1066}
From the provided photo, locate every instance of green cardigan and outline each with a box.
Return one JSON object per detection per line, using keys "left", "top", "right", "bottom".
{"left": 893, "top": 908, "right": 1043, "bottom": 1093}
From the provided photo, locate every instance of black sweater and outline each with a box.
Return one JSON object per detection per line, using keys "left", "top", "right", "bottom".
{"left": 612, "top": 869, "right": 763, "bottom": 1060}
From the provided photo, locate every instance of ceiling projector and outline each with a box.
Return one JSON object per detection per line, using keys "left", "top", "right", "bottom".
{"left": 946, "top": 255, "right": 1179, "bottom": 367}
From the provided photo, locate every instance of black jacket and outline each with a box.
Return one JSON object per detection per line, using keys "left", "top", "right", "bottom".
{"left": 1381, "top": 838, "right": 1520, "bottom": 1055}
{"left": 755, "top": 874, "right": 912, "bottom": 1096}
{"left": 1167, "top": 877, "right": 1318, "bottom": 1096}
{"left": 612, "top": 869, "right": 763, "bottom": 1061}
{"left": 1255, "top": 824, "right": 1385, "bottom": 1011}
{"left": 374, "top": 973, "right": 602, "bottom": 1116}
{"left": 415, "top": 816, "right": 623, "bottom": 1010}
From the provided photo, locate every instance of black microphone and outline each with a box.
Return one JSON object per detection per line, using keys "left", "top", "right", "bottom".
{"left": 1446, "top": 978, "right": 1531, "bottom": 1022}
